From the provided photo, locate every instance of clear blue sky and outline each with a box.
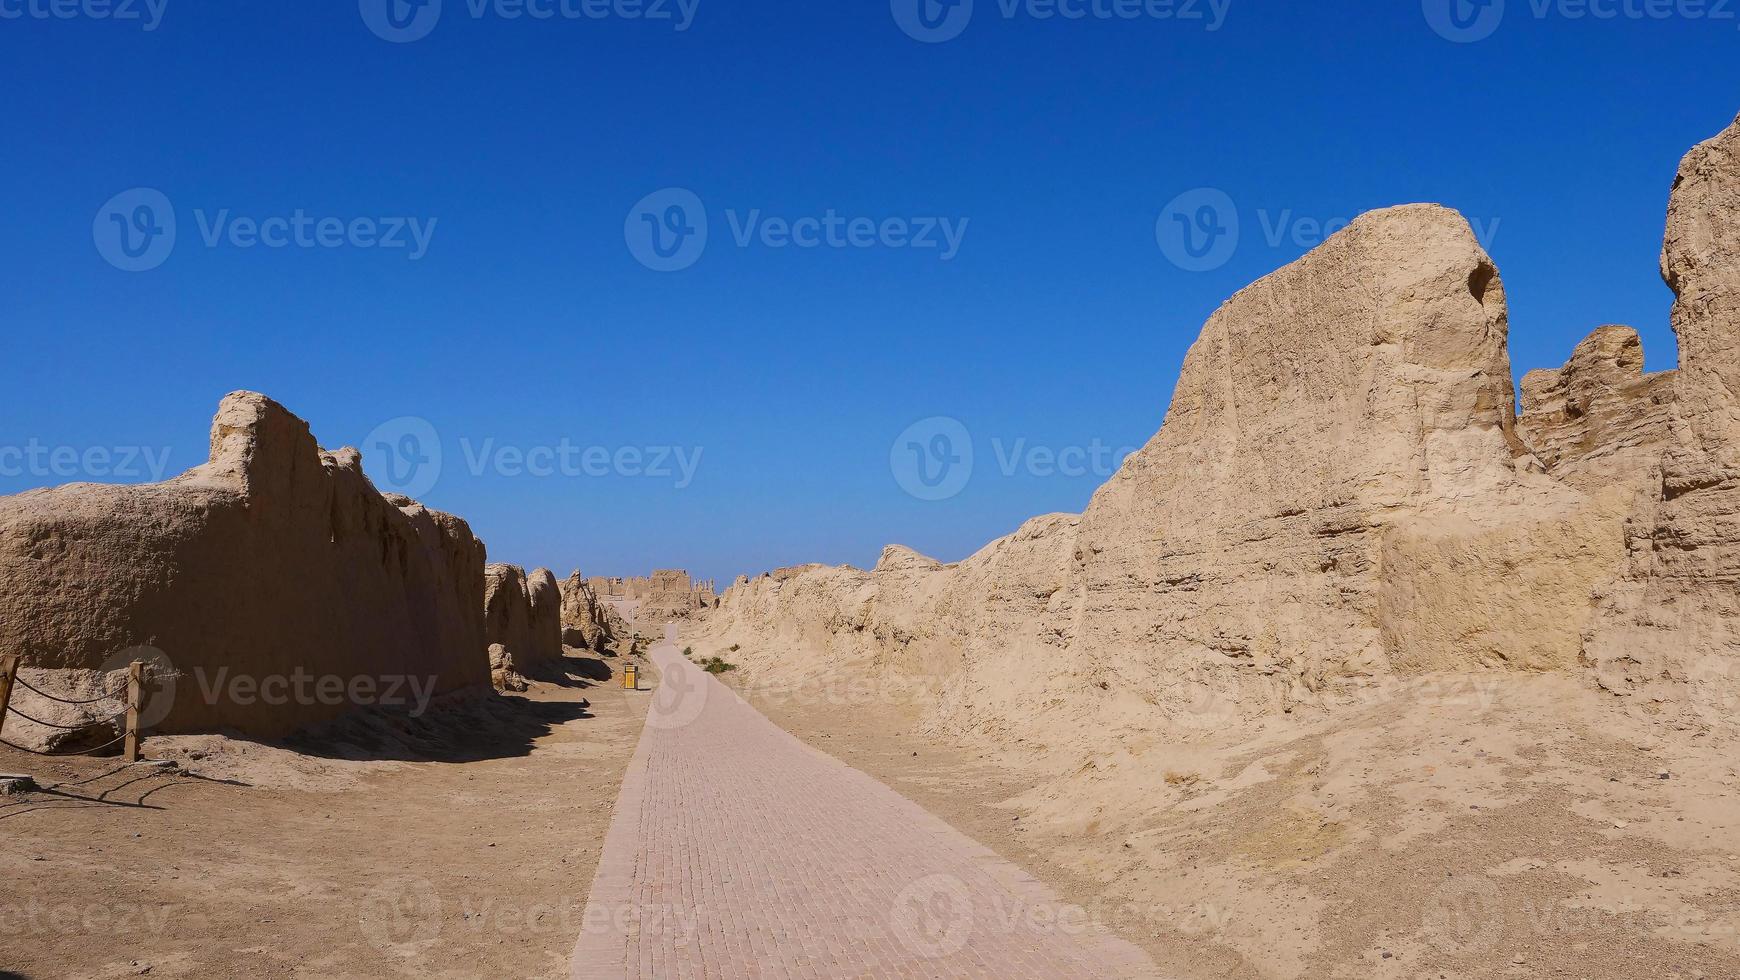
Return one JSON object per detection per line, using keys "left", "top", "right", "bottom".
{"left": 2, "top": 1, "right": 1737, "bottom": 585}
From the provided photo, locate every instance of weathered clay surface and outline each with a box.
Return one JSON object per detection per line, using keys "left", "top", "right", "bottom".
{"left": 0, "top": 392, "right": 488, "bottom": 739}
{"left": 559, "top": 571, "right": 624, "bottom": 651}
{"left": 1518, "top": 325, "right": 1677, "bottom": 490}
{"left": 703, "top": 111, "right": 1740, "bottom": 746}
{"left": 483, "top": 563, "right": 562, "bottom": 675}
{"left": 488, "top": 642, "right": 529, "bottom": 693}
{"left": 1586, "top": 112, "right": 1740, "bottom": 704}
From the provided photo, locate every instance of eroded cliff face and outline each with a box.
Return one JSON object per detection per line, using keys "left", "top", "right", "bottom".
{"left": 0, "top": 392, "right": 489, "bottom": 738}
{"left": 703, "top": 114, "right": 1740, "bottom": 742}
{"left": 1586, "top": 112, "right": 1740, "bottom": 702}
{"left": 558, "top": 571, "right": 625, "bottom": 652}
{"left": 484, "top": 563, "right": 563, "bottom": 678}
{"left": 1518, "top": 325, "right": 1677, "bottom": 491}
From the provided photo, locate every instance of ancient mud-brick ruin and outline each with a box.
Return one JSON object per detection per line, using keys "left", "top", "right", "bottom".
{"left": 587, "top": 570, "right": 718, "bottom": 610}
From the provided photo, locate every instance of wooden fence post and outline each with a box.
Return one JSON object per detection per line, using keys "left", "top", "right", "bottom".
{"left": 124, "top": 660, "right": 143, "bottom": 763}
{"left": 0, "top": 655, "right": 18, "bottom": 739}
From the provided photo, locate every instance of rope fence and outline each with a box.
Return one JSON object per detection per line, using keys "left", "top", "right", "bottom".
{"left": 12, "top": 672, "right": 130, "bottom": 705}
{"left": 0, "top": 655, "right": 143, "bottom": 762}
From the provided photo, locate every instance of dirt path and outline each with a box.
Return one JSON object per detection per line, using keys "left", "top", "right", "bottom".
{"left": 0, "top": 650, "right": 648, "bottom": 980}
{"left": 571, "top": 627, "right": 1162, "bottom": 979}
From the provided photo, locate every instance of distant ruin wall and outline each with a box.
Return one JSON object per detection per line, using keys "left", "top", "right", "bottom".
{"left": 588, "top": 569, "right": 717, "bottom": 610}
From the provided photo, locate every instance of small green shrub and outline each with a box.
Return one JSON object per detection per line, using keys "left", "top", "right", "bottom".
{"left": 701, "top": 657, "right": 737, "bottom": 674}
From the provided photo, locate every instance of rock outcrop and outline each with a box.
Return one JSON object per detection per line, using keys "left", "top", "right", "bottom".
{"left": 489, "top": 643, "right": 529, "bottom": 693}
{"left": 1518, "top": 325, "right": 1677, "bottom": 491}
{"left": 702, "top": 113, "right": 1740, "bottom": 744}
{"left": 559, "top": 571, "right": 624, "bottom": 652}
{"left": 0, "top": 392, "right": 489, "bottom": 739}
{"left": 1585, "top": 112, "right": 1740, "bottom": 701}
{"left": 526, "top": 568, "right": 563, "bottom": 659}
{"left": 483, "top": 563, "right": 563, "bottom": 680}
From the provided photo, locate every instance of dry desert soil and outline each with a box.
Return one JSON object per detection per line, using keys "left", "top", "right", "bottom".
{"left": 0, "top": 648, "right": 651, "bottom": 980}
{"left": 712, "top": 639, "right": 1740, "bottom": 980}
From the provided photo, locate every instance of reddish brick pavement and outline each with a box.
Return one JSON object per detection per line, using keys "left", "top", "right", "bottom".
{"left": 571, "top": 628, "right": 1163, "bottom": 979}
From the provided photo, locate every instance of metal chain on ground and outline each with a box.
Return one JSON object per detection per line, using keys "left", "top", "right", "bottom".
{"left": 11, "top": 673, "right": 130, "bottom": 705}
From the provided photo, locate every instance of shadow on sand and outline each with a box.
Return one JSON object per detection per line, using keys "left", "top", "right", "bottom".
{"left": 526, "top": 648, "right": 616, "bottom": 686}
{"left": 284, "top": 655, "right": 613, "bottom": 764}
{"left": 0, "top": 651, "right": 624, "bottom": 820}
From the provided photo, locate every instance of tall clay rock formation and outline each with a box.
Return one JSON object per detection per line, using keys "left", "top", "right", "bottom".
{"left": 705, "top": 114, "right": 1740, "bottom": 739}
{"left": 0, "top": 392, "right": 488, "bottom": 738}
{"left": 559, "top": 571, "right": 623, "bottom": 652}
{"left": 1518, "top": 325, "right": 1677, "bottom": 491}
{"left": 484, "top": 564, "right": 563, "bottom": 672}
{"left": 1587, "top": 112, "right": 1740, "bottom": 696}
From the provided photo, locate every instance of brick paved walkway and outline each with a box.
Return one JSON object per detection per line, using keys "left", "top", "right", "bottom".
{"left": 570, "top": 627, "right": 1162, "bottom": 979}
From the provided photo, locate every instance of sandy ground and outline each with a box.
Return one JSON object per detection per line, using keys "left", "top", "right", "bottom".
{"left": 707, "top": 639, "right": 1740, "bottom": 980}
{"left": 0, "top": 648, "right": 652, "bottom": 980}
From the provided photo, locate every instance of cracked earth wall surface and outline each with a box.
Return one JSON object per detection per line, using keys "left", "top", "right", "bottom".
{"left": 698, "top": 112, "right": 1740, "bottom": 763}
